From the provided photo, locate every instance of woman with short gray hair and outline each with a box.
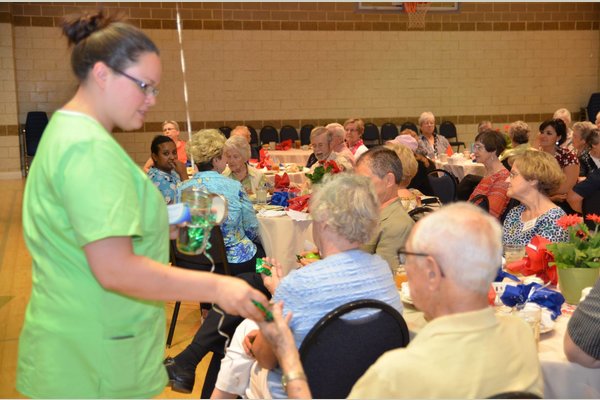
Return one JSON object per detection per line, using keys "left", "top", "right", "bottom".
{"left": 222, "top": 135, "right": 265, "bottom": 195}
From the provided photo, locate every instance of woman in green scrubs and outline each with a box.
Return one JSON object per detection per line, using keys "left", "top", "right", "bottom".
{"left": 16, "top": 11, "right": 269, "bottom": 398}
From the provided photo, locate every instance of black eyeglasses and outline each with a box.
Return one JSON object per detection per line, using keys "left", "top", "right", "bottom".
{"left": 397, "top": 248, "right": 445, "bottom": 277}
{"left": 112, "top": 68, "right": 159, "bottom": 97}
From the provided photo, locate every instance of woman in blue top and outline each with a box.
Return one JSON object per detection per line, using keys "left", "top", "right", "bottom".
{"left": 147, "top": 135, "right": 187, "bottom": 204}
{"left": 177, "top": 129, "right": 264, "bottom": 274}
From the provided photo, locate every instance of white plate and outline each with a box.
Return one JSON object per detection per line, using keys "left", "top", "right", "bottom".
{"left": 400, "top": 293, "right": 414, "bottom": 305}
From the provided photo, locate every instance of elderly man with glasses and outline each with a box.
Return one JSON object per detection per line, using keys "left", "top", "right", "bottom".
{"left": 258, "top": 202, "right": 544, "bottom": 399}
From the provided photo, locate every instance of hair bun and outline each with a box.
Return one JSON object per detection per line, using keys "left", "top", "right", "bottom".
{"left": 62, "top": 10, "right": 115, "bottom": 46}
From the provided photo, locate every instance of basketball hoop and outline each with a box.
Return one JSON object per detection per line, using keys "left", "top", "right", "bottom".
{"left": 404, "top": 2, "right": 430, "bottom": 29}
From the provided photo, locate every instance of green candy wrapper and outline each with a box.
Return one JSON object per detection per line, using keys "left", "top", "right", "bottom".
{"left": 255, "top": 258, "right": 272, "bottom": 276}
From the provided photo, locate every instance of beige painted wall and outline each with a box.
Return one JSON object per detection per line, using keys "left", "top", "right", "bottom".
{"left": 0, "top": 23, "right": 20, "bottom": 177}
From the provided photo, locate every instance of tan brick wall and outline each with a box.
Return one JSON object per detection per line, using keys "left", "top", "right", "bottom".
{"left": 2, "top": 2, "right": 600, "bottom": 171}
{"left": 0, "top": 22, "right": 21, "bottom": 174}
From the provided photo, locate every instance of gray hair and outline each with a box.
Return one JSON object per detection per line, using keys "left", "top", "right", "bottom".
{"left": 357, "top": 146, "right": 404, "bottom": 185}
{"left": 408, "top": 202, "right": 502, "bottom": 295}
{"left": 509, "top": 121, "right": 530, "bottom": 145}
{"left": 553, "top": 108, "right": 572, "bottom": 125}
{"left": 310, "top": 174, "right": 379, "bottom": 244}
{"left": 224, "top": 135, "right": 251, "bottom": 162}
{"left": 418, "top": 111, "right": 435, "bottom": 127}
{"left": 326, "top": 122, "right": 346, "bottom": 141}
{"left": 310, "top": 126, "right": 332, "bottom": 143}
{"left": 573, "top": 121, "right": 596, "bottom": 145}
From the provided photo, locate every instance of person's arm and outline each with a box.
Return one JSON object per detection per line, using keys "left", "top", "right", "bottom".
{"left": 486, "top": 180, "right": 510, "bottom": 219}
{"left": 172, "top": 159, "right": 189, "bottom": 181}
{"left": 258, "top": 302, "right": 312, "bottom": 399}
{"left": 240, "top": 190, "right": 259, "bottom": 241}
{"left": 567, "top": 189, "right": 583, "bottom": 213}
{"left": 143, "top": 157, "right": 154, "bottom": 173}
{"left": 556, "top": 163, "right": 580, "bottom": 195}
{"left": 84, "top": 236, "right": 268, "bottom": 321}
{"left": 564, "top": 331, "right": 600, "bottom": 368}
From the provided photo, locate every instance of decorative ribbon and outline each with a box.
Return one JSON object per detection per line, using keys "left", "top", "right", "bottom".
{"left": 501, "top": 283, "right": 565, "bottom": 320}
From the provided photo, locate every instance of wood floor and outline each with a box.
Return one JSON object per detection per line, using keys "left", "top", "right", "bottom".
{"left": 0, "top": 179, "right": 211, "bottom": 398}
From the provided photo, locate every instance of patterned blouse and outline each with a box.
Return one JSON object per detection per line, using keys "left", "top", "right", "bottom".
{"left": 502, "top": 205, "right": 568, "bottom": 246}
{"left": 177, "top": 171, "right": 259, "bottom": 264}
{"left": 579, "top": 150, "right": 599, "bottom": 177}
{"left": 147, "top": 167, "right": 181, "bottom": 205}
{"left": 553, "top": 146, "right": 579, "bottom": 169}
{"left": 469, "top": 168, "right": 510, "bottom": 219}
{"left": 418, "top": 134, "right": 451, "bottom": 159}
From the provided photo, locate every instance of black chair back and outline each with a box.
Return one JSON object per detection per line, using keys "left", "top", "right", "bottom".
{"left": 259, "top": 125, "right": 279, "bottom": 145}
{"left": 488, "top": 391, "right": 542, "bottom": 399}
{"left": 380, "top": 122, "right": 399, "bottom": 141}
{"left": 219, "top": 126, "right": 232, "bottom": 138}
{"left": 408, "top": 206, "right": 435, "bottom": 222}
{"left": 247, "top": 125, "right": 259, "bottom": 146}
{"left": 587, "top": 92, "right": 600, "bottom": 123}
{"left": 300, "top": 124, "right": 314, "bottom": 145}
{"left": 427, "top": 169, "right": 457, "bottom": 204}
{"left": 24, "top": 111, "right": 48, "bottom": 157}
{"left": 362, "top": 122, "right": 380, "bottom": 147}
{"left": 439, "top": 120, "right": 465, "bottom": 151}
{"left": 470, "top": 193, "right": 490, "bottom": 212}
{"left": 299, "top": 299, "right": 409, "bottom": 399}
{"left": 456, "top": 174, "right": 484, "bottom": 201}
{"left": 400, "top": 121, "right": 419, "bottom": 134}
{"left": 279, "top": 125, "right": 299, "bottom": 142}
{"left": 166, "top": 225, "right": 230, "bottom": 347}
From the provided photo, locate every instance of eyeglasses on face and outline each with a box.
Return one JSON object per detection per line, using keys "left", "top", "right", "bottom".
{"left": 112, "top": 68, "right": 159, "bottom": 97}
{"left": 472, "top": 143, "right": 485, "bottom": 151}
{"left": 397, "top": 248, "right": 445, "bottom": 277}
{"left": 509, "top": 170, "right": 520, "bottom": 179}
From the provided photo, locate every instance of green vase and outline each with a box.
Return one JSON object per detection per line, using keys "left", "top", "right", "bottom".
{"left": 557, "top": 268, "right": 600, "bottom": 305}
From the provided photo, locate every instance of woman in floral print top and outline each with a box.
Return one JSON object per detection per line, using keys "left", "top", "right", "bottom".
{"left": 177, "top": 129, "right": 262, "bottom": 272}
{"left": 147, "top": 135, "right": 187, "bottom": 204}
{"left": 502, "top": 150, "right": 568, "bottom": 246}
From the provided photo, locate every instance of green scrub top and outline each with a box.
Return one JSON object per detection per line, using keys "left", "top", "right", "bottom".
{"left": 18, "top": 110, "right": 169, "bottom": 398}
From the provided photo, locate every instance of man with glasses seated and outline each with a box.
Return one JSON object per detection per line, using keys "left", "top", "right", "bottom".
{"left": 258, "top": 202, "right": 543, "bottom": 399}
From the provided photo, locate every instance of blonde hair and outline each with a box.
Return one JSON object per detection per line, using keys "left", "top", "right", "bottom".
{"left": 512, "top": 149, "right": 564, "bottom": 196}
{"left": 162, "top": 120, "right": 180, "bottom": 131}
{"left": 187, "top": 129, "right": 225, "bottom": 164}
{"left": 385, "top": 142, "right": 418, "bottom": 185}
{"left": 418, "top": 111, "right": 435, "bottom": 127}
{"left": 572, "top": 121, "right": 596, "bottom": 144}
{"left": 343, "top": 118, "right": 365, "bottom": 134}
{"left": 224, "top": 135, "right": 251, "bottom": 162}
{"left": 310, "top": 174, "right": 379, "bottom": 244}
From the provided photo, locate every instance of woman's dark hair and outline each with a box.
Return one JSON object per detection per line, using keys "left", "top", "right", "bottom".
{"left": 539, "top": 119, "right": 567, "bottom": 145}
{"left": 474, "top": 129, "right": 506, "bottom": 156}
{"left": 196, "top": 161, "right": 215, "bottom": 172}
{"left": 62, "top": 10, "right": 159, "bottom": 81}
{"left": 150, "top": 135, "right": 174, "bottom": 154}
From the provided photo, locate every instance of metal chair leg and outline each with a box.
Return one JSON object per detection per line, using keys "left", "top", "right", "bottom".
{"left": 166, "top": 301, "right": 181, "bottom": 348}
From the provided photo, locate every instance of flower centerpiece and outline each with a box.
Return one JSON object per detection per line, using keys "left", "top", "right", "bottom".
{"left": 546, "top": 214, "right": 600, "bottom": 304}
{"left": 305, "top": 160, "right": 341, "bottom": 185}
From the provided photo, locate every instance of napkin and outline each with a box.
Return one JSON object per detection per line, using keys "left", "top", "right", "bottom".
{"left": 258, "top": 209, "right": 286, "bottom": 217}
{"left": 271, "top": 191, "right": 289, "bottom": 207}
{"left": 276, "top": 139, "right": 292, "bottom": 150}
{"left": 286, "top": 209, "right": 311, "bottom": 221}
{"left": 274, "top": 173, "right": 290, "bottom": 190}
{"left": 288, "top": 194, "right": 310, "bottom": 212}
{"left": 257, "top": 148, "right": 273, "bottom": 169}
{"left": 506, "top": 236, "right": 557, "bottom": 285}
{"left": 501, "top": 282, "right": 565, "bottom": 320}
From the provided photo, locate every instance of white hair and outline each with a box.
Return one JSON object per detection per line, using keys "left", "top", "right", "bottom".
{"left": 224, "top": 135, "right": 251, "bottom": 162}
{"left": 553, "top": 108, "right": 572, "bottom": 125}
{"left": 326, "top": 122, "right": 346, "bottom": 141}
{"left": 408, "top": 202, "right": 502, "bottom": 295}
{"left": 418, "top": 111, "right": 435, "bottom": 126}
{"left": 310, "top": 173, "right": 379, "bottom": 244}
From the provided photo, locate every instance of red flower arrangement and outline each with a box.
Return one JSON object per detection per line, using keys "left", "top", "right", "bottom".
{"left": 547, "top": 214, "right": 600, "bottom": 270}
{"left": 305, "top": 160, "right": 342, "bottom": 184}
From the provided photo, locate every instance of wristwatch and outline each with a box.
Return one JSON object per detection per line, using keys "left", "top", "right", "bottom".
{"left": 281, "top": 371, "right": 307, "bottom": 392}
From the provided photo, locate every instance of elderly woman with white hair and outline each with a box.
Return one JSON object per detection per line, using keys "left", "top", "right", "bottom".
{"left": 222, "top": 135, "right": 265, "bottom": 195}
{"left": 417, "top": 111, "right": 452, "bottom": 159}
{"left": 177, "top": 129, "right": 263, "bottom": 274}
{"left": 219, "top": 173, "right": 401, "bottom": 399}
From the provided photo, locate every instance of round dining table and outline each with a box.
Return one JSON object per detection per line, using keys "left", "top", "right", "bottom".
{"left": 257, "top": 212, "right": 314, "bottom": 275}
{"left": 435, "top": 158, "right": 486, "bottom": 181}
{"left": 268, "top": 149, "right": 313, "bottom": 166}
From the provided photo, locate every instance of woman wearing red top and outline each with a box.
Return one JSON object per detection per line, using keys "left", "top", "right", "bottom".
{"left": 538, "top": 119, "right": 579, "bottom": 208}
{"left": 469, "top": 130, "right": 510, "bottom": 218}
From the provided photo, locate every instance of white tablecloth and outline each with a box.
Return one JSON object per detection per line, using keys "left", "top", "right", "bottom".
{"left": 435, "top": 159, "right": 486, "bottom": 181}
{"left": 261, "top": 170, "right": 308, "bottom": 187}
{"left": 268, "top": 149, "right": 313, "bottom": 166}
{"left": 402, "top": 304, "right": 600, "bottom": 398}
{"left": 257, "top": 213, "right": 313, "bottom": 275}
